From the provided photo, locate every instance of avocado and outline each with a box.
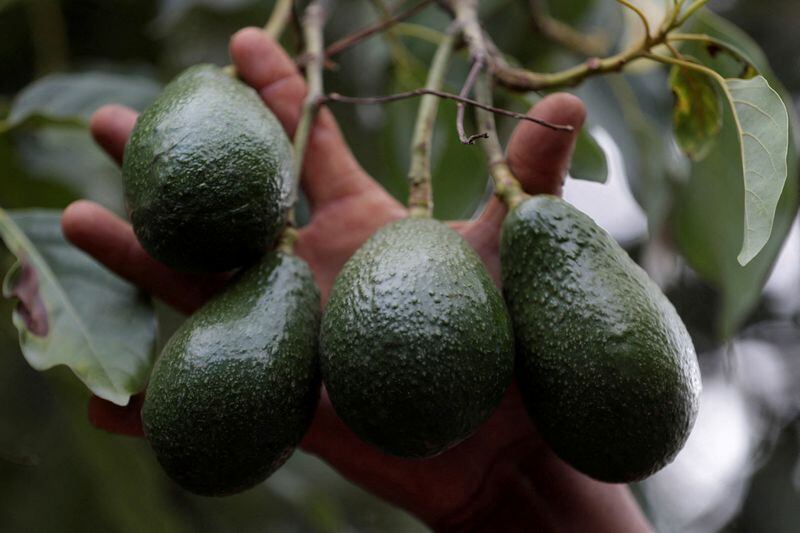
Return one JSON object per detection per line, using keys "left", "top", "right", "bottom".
{"left": 141, "top": 251, "right": 320, "bottom": 496}
{"left": 501, "top": 195, "right": 701, "bottom": 482}
{"left": 122, "top": 64, "right": 292, "bottom": 272}
{"left": 320, "top": 217, "right": 514, "bottom": 458}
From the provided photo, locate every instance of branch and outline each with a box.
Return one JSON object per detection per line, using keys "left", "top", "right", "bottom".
{"left": 407, "top": 26, "right": 458, "bottom": 217}
{"left": 321, "top": 90, "right": 574, "bottom": 132}
{"left": 667, "top": 33, "right": 758, "bottom": 77}
{"left": 321, "top": 0, "right": 435, "bottom": 60}
{"left": 482, "top": 0, "right": 702, "bottom": 91}
{"left": 474, "top": 72, "right": 526, "bottom": 209}
{"left": 615, "top": 0, "right": 651, "bottom": 40}
{"left": 457, "top": 59, "right": 488, "bottom": 144}
{"left": 289, "top": 0, "right": 334, "bottom": 229}
{"left": 264, "top": 0, "right": 294, "bottom": 39}
{"left": 222, "top": 0, "right": 297, "bottom": 79}
{"left": 676, "top": 0, "right": 710, "bottom": 26}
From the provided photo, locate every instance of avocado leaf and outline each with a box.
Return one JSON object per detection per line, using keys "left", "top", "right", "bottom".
{"left": 0, "top": 209, "right": 156, "bottom": 406}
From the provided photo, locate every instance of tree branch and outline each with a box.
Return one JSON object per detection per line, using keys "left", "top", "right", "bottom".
{"left": 456, "top": 59, "right": 488, "bottom": 144}
{"left": 474, "top": 72, "right": 526, "bottom": 209}
{"left": 320, "top": 0, "right": 435, "bottom": 60}
{"left": 407, "top": 25, "right": 458, "bottom": 217}
{"left": 289, "top": 0, "right": 334, "bottom": 229}
{"left": 479, "top": 0, "right": 703, "bottom": 91}
{"left": 321, "top": 90, "right": 573, "bottom": 132}
{"left": 264, "top": 0, "right": 294, "bottom": 40}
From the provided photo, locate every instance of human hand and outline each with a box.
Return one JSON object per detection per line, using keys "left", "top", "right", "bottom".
{"left": 63, "top": 28, "right": 650, "bottom": 532}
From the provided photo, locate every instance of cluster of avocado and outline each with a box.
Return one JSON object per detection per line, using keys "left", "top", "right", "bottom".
{"left": 126, "top": 65, "right": 701, "bottom": 497}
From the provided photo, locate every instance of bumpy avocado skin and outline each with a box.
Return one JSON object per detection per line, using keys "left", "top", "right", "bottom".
{"left": 122, "top": 64, "right": 292, "bottom": 272}
{"left": 141, "top": 252, "right": 320, "bottom": 496}
{"left": 501, "top": 195, "right": 701, "bottom": 483}
{"left": 320, "top": 218, "right": 514, "bottom": 458}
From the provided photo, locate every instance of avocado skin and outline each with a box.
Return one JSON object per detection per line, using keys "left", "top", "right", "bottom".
{"left": 141, "top": 252, "right": 320, "bottom": 496}
{"left": 122, "top": 64, "right": 292, "bottom": 272}
{"left": 501, "top": 196, "right": 701, "bottom": 482}
{"left": 320, "top": 218, "right": 514, "bottom": 458}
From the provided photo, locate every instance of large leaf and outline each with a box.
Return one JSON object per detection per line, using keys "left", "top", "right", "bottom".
{"left": 671, "top": 11, "right": 799, "bottom": 336}
{"left": 669, "top": 64, "right": 723, "bottom": 161}
{"left": 0, "top": 210, "right": 156, "bottom": 406}
{"left": 5, "top": 71, "right": 160, "bottom": 130}
{"left": 723, "top": 76, "right": 789, "bottom": 265}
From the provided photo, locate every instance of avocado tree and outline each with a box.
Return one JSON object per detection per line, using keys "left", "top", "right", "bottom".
{"left": 0, "top": 0, "right": 797, "bottom": 531}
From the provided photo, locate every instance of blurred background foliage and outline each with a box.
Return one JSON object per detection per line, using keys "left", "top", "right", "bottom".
{"left": 0, "top": 0, "right": 799, "bottom": 531}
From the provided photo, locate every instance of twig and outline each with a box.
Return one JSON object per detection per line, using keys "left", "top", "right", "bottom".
{"left": 407, "top": 26, "right": 458, "bottom": 217}
{"left": 322, "top": 90, "right": 574, "bottom": 132}
{"left": 676, "top": 0, "right": 709, "bottom": 27}
{"left": 289, "top": 0, "right": 334, "bottom": 230}
{"left": 222, "top": 0, "right": 297, "bottom": 79}
{"left": 615, "top": 0, "right": 651, "bottom": 41}
{"left": 474, "top": 72, "right": 526, "bottom": 210}
{"left": 315, "top": 0, "right": 435, "bottom": 61}
{"left": 477, "top": 0, "right": 703, "bottom": 91}
{"left": 264, "top": 0, "right": 294, "bottom": 39}
{"left": 667, "top": 33, "right": 758, "bottom": 76}
{"left": 456, "top": 59, "right": 488, "bottom": 144}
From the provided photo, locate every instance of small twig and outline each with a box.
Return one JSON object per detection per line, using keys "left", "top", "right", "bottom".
{"left": 407, "top": 25, "right": 458, "bottom": 217}
{"left": 322, "top": 90, "right": 574, "bottom": 132}
{"left": 289, "top": 0, "right": 334, "bottom": 227}
{"left": 264, "top": 0, "right": 294, "bottom": 39}
{"left": 474, "top": 72, "right": 526, "bottom": 209}
{"left": 667, "top": 33, "right": 758, "bottom": 76}
{"left": 676, "top": 0, "right": 709, "bottom": 27}
{"left": 474, "top": 0, "right": 701, "bottom": 92}
{"left": 316, "top": 0, "right": 435, "bottom": 61}
{"left": 456, "top": 59, "right": 487, "bottom": 144}
{"left": 221, "top": 0, "right": 296, "bottom": 79}
{"left": 615, "top": 0, "right": 652, "bottom": 41}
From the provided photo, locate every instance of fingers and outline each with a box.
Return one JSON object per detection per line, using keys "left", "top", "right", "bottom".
{"left": 459, "top": 93, "right": 586, "bottom": 279}
{"left": 89, "top": 105, "right": 138, "bottom": 164}
{"left": 229, "top": 27, "right": 377, "bottom": 208}
{"left": 507, "top": 93, "right": 587, "bottom": 197}
{"left": 61, "top": 201, "right": 227, "bottom": 314}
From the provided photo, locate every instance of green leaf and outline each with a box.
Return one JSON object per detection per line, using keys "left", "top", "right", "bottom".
{"left": 722, "top": 76, "right": 789, "bottom": 265}
{"left": 571, "top": 127, "right": 609, "bottom": 183}
{"left": 667, "top": 10, "right": 799, "bottom": 336}
{"left": 669, "top": 64, "right": 722, "bottom": 161}
{"left": 6, "top": 71, "right": 160, "bottom": 131}
{"left": 0, "top": 209, "right": 156, "bottom": 406}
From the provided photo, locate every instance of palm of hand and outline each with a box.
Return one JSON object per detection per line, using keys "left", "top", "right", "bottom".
{"left": 65, "top": 28, "right": 644, "bottom": 532}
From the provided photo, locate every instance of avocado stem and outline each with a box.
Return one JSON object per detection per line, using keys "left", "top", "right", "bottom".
{"left": 406, "top": 24, "right": 458, "bottom": 218}
{"left": 454, "top": 0, "right": 528, "bottom": 211}
{"left": 474, "top": 73, "right": 527, "bottom": 210}
{"left": 277, "top": 225, "right": 299, "bottom": 254}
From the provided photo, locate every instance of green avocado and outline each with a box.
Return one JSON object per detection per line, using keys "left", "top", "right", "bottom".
{"left": 141, "top": 251, "right": 320, "bottom": 496}
{"left": 122, "top": 64, "right": 292, "bottom": 272}
{"left": 320, "top": 217, "right": 514, "bottom": 458}
{"left": 501, "top": 195, "right": 701, "bottom": 483}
